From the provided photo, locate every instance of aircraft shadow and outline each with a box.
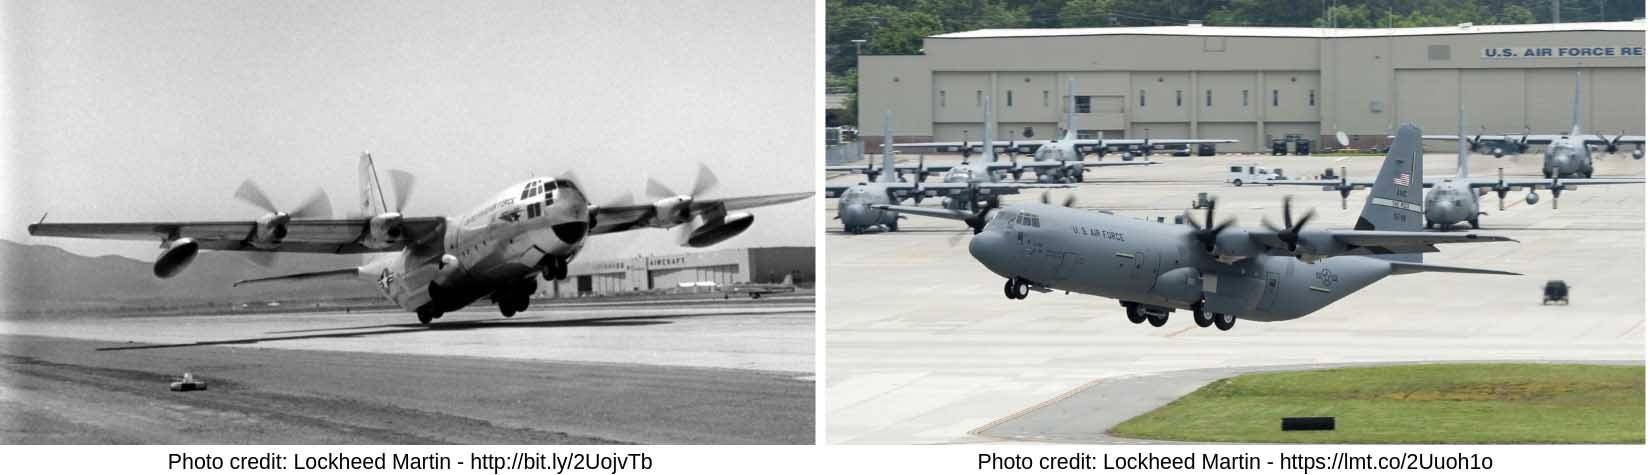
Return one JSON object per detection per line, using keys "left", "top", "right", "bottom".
{"left": 94, "top": 313, "right": 702, "bottom": 351}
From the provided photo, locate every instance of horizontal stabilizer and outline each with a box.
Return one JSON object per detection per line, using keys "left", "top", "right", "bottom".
{"left": 1388, "top": 261, "right": 1520, "bottom": 276}
{"left": 233, "top": 268, "right": 362, "bottom": 287}
{"left": 871, "top": 204, "right": 974, "bottom": 222}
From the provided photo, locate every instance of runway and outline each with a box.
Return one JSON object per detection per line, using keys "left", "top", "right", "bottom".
{"left": 824, "top": 152, "right": 1645, "bottom": 444}
{"left": 0, "top": 296, "right": 814, "bottom": 444}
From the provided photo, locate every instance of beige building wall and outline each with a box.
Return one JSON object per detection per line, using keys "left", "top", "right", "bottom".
{"left": 859, "top": 22, "right": 1645, "bottom": 153}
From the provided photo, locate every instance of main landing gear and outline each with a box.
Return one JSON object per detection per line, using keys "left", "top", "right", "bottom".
{"left": 494, "top": 278, "right": 538, "bottom": 317}
{"left": 416, "top": 306, "right": 442, "bottom": 325}
{"left": 1003, "top": 277, "right": 1031, "bottom": 300}
{"left": 1126, "top": 301, "right": 1237, "bottom": 331}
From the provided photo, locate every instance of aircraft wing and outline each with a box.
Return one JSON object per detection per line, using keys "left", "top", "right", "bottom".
{"left": 1079, "top": 160, "right": 1158, "bottom": 168}
{"left": 905, "top": 182, "right": 1070, "bottom": 199}
{"left": 27, "top": 217, "right": 446, "bottom": 254}
{"left": 1465, "top": 177, "right": 1646, "bottom": 189}
{"left": 1101, "top": 138, "right": 1240, "bottom": 146}
{"left": 825, "top": 165, "right": 872, "bottom": 172}
{"left": 892, "top": 141, "right": 1052, "bottom": 154}
{"left": 588, "top": 192, "right": 813, "bottom": 236}
{"left": 1266, "top": 178, "right": 1440, "bottom": 189}
{"left": 1268, "top": 230, "right": 1517, "bottom": 256}
{"left": 1584, "top": 135, "right": 1647, "bottom": 147}
{"left": 870, "top": 204, "right": 975, "bottom": 222}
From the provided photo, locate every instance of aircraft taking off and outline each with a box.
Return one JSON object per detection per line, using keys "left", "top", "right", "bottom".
{"left": 29, "top": 155, "right": 812, "bottom": 324}
{"left": 1422, "top": 71, "right": 1645, "bottom": 175}
{"left": 878, "top": 124, "right": 1518, "bottom": 331}
{"left": 1270, "top": 107, "right": 1643, "bottom": 229}
{"left": 876, "top": 79, "right": 1233, "bottom": 182}
{"left": 828, "top": 101, "right": 1068, "bottom": 234}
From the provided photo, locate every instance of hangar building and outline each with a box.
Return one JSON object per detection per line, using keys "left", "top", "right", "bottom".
{"left": 540, "top": 246, "right": 813, "bottom": 297}
{"left": 858, "top": 20, "right": 1645, "bottom": 153}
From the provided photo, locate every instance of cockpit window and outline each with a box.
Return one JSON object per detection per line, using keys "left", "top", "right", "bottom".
{"left": 553, "top": 179, "right": 578, "bottom": 191}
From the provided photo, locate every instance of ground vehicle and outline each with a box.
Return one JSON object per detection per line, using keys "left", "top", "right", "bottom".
{"left": 1228, "top": 165, "right": 1284, "bottom": 186}
{"left": 1542, "top": 280, "right": 1569, "bottom": 305}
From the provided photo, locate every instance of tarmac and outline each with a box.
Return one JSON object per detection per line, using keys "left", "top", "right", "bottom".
{"left": 824, "top": 151, "right": 1645, "bottom": 444}
{"left": 0, "top": 295, "right": 814, "bottom": 444}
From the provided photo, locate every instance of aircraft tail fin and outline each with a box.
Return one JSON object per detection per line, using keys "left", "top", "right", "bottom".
{"left": 358, "top": 152, "right": 389, "bottom": 217}
{"left": 780, "top": 273, "right": 795, "bottom": 286}
{"left": 1356, "top": 123, "right": 1425, "bottom": 248}
{"left": 879, "top": 110, "right": 896, "bottom": 183}
{"left": 983, "top": 95, "right": 997, "bottom": 163}
{"left": 1063, "top": 77, "right": 1077, "bottom": 141}
{"left": 1456, "top": 104, "right": 1470, "bottom": 179}
{"left": 1571, "top": 71, "right": 1584, "bottom": 136}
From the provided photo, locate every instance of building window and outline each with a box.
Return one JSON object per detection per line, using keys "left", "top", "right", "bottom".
{"left": 940, "top": 90, "right": 946, "bottom": 107}
{"left": 1309, "top": 89, "right": 1316, "bottom": 107}
{"left": 1175, "top": 90, "right": 1182, "bottom": 107}
{"left": 1007, "top": 90, "right": 1014, "bottom": 107}
{"left": 1272, "top": 89, "right": 1279, "bottom": 107}
{"left": 1242, "top": 90, "right": 1249, "bottom": 107}
{"left": 976, "top": 90, "right": 983, "bottom": 107}
{"left": 1205, "top": 90, "right": 1212, "bottom": 107}
{"left": 1075, "top": 96, "right": 1091, "bottom": 113}
{"left": 1042, "top": 90, "right": 1049, "bottom": 107}
{"left": 1139, "top": 90, "right": 1146, "bottom": 108}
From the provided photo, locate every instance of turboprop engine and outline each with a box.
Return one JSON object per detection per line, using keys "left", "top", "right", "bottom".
{"left": 154, "top": 238, "right": 199, "bottom": 278}
{"left": 680, "top": 212, "right": 753, "bottom": 247}
{"left": 362, "top": 212, "right": 406, "bottom": 249}
{"left": 250, "top": 213, "right": 292, "bottom": 249}
{"left": 1525, "top": 191, "right": 1540, "bottom": 206}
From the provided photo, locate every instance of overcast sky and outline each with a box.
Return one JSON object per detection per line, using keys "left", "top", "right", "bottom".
{"left": 2, "top": 0, "right": 816, "bottom": 262}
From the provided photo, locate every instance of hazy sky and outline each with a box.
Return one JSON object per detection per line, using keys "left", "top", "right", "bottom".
{"left": 2, "top": 0, "right": 816, "bottom": 262}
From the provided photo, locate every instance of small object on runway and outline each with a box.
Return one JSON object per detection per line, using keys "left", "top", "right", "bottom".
{"left": 1281, "top": 417, "right": 1334, "bottom": 431}
{"left": 169, "top": 372, "right": 208, "bottom": 391}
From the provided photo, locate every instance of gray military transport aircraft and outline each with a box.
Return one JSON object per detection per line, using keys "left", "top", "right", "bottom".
{"left": 1422, "top": 72, "right": 1644, "bottom": 174}
{"left": 828, "top": 101, "right": 1070, "bottom": 233}
{"left": 874, "top": 79, "right": 1234, "bottom": 182}
{"left": 877, "top": 124, "right": 1519, "bottom": 331}
{"left": 29, "top": 154, "right": 811, "bottom": 324}
{"left": 1271, "top": 109, "right": 1643, "bottom": 229}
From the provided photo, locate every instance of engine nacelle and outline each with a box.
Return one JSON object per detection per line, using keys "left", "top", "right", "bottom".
{"left": 250, "top": 213, "right": 291, "bottom": 249}
{"left": 363, "top": 212, "right": 405, "bottom": 249}
{"left": 154, "top": 238, "right": 199, "bottom": 278}
{"left": 433, "top": 253, "right": 464, "bottom": 287}
{"left": 1525, "top": 192, "right": 1540, "bottom": 205}
{"left": 652, "top": 196, "right": 691, "bottom": 227}
{"left": 1635, "top": 149, "right": 1644, "bottom": 160}
{"left": 1491, "top": 147, "right": 1505, "bottom": 158}
{"left": 680, "top": 212, "right": 754, "bottom": 248}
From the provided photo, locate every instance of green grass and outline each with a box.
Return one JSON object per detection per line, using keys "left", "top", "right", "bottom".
{"left": 1110, "top": 363, "right": 1645, "bottom": 444}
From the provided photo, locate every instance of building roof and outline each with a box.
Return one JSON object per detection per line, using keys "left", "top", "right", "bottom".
{"left": 930, "top": 20, "right": 1645, "bottom": 40}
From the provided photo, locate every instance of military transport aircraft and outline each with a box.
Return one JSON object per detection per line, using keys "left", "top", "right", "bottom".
{"left": 1422, "top": 72, "right": 1644, "bottom": 175}
{"left": 28, "top": 154, "right": 812, "bottom": 324}
{"left": 828, "top": 102, "right": 1070, "bottom": 233}
{"left": 1270, "top": 109, "right": 1643, "bottom": 229}
{"left": 877, "top": 123, "right": 1519, "bottom": 331}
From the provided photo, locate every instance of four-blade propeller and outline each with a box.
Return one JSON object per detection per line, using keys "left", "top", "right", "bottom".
{"left": 1183, "top": 196, "right": 1235, "bottom": 253}
{"left": 1261, "top": 196, "right": 1316, "bottom": 253}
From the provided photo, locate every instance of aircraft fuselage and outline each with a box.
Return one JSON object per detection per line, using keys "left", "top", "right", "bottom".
{"left": 967, "top": 204, "right": 1394, "bottom": 322}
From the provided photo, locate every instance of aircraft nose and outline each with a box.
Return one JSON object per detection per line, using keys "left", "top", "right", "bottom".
{"left": 968, "top": 230, "right": 1007, "bottom": 274}
{"left": 841, "top": 203, "right": 870, "bottom": 225}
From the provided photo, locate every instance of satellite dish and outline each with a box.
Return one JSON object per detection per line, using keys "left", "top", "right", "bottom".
{"left": 1335, "top": 131, "right": 1350, "bottom": 147}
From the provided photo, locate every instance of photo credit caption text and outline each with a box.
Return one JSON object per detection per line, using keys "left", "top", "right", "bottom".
{"left": 167, "top": 451, "right": 653, "bottom": 473}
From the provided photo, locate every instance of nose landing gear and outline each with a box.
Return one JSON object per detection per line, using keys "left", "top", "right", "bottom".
{"left": 1002, "top": 277, "right": 1030, "bottom": 300}
{"left": 539, "top": 255, "right": 569, "bottom": 281}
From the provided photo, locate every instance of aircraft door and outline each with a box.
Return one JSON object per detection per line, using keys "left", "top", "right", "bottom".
{"left": 1259, "top": 271, "right": 1281, "bottom": 309}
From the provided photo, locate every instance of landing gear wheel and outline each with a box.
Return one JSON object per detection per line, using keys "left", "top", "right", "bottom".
{"left": 1542, "top": 168, "right": 1552, "bottom": 179}
{"left": 416, "top": 307, "right": 440, "bottom": 325}
{"left": 1193, "top": 310, "right": 1212, "bottom": 328}
{"left": 1469, "top": 218, "right": 1480, "bottom": 229}
{"left": 1013, "top": 280, "right": 1030, "bottom": 300}
{"left": 1125, "top": 304, "right": 1145, "bottom": 324}
{"left": 1213, "top": 313, "right": 1236, "bottom": 331}
{"left": 1146, "top": 312, "right": 1168, "bottom": 327}
{"left": 1003, "top": 279, "right": 1016, "bottom": 300}
{"left": 1584, "top": 169, "right": 1593, "bottom": 179}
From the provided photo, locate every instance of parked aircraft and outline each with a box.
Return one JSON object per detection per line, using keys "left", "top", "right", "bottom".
{"left": 1422, "top": 72, "right": 1644, "bottom": 175}
{"left": 877, "top": 123, "right": 1519, "bottom": 331}
{"left": 1272, "top": 108, "right": 1642, "bottom": 229}
{"left": 29, "top": 155, "right": 811, "bottom": 324}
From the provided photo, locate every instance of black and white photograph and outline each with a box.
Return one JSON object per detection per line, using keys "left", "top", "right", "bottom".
{"left": 2, "top": 0, "right": 816, "bottom": 445}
